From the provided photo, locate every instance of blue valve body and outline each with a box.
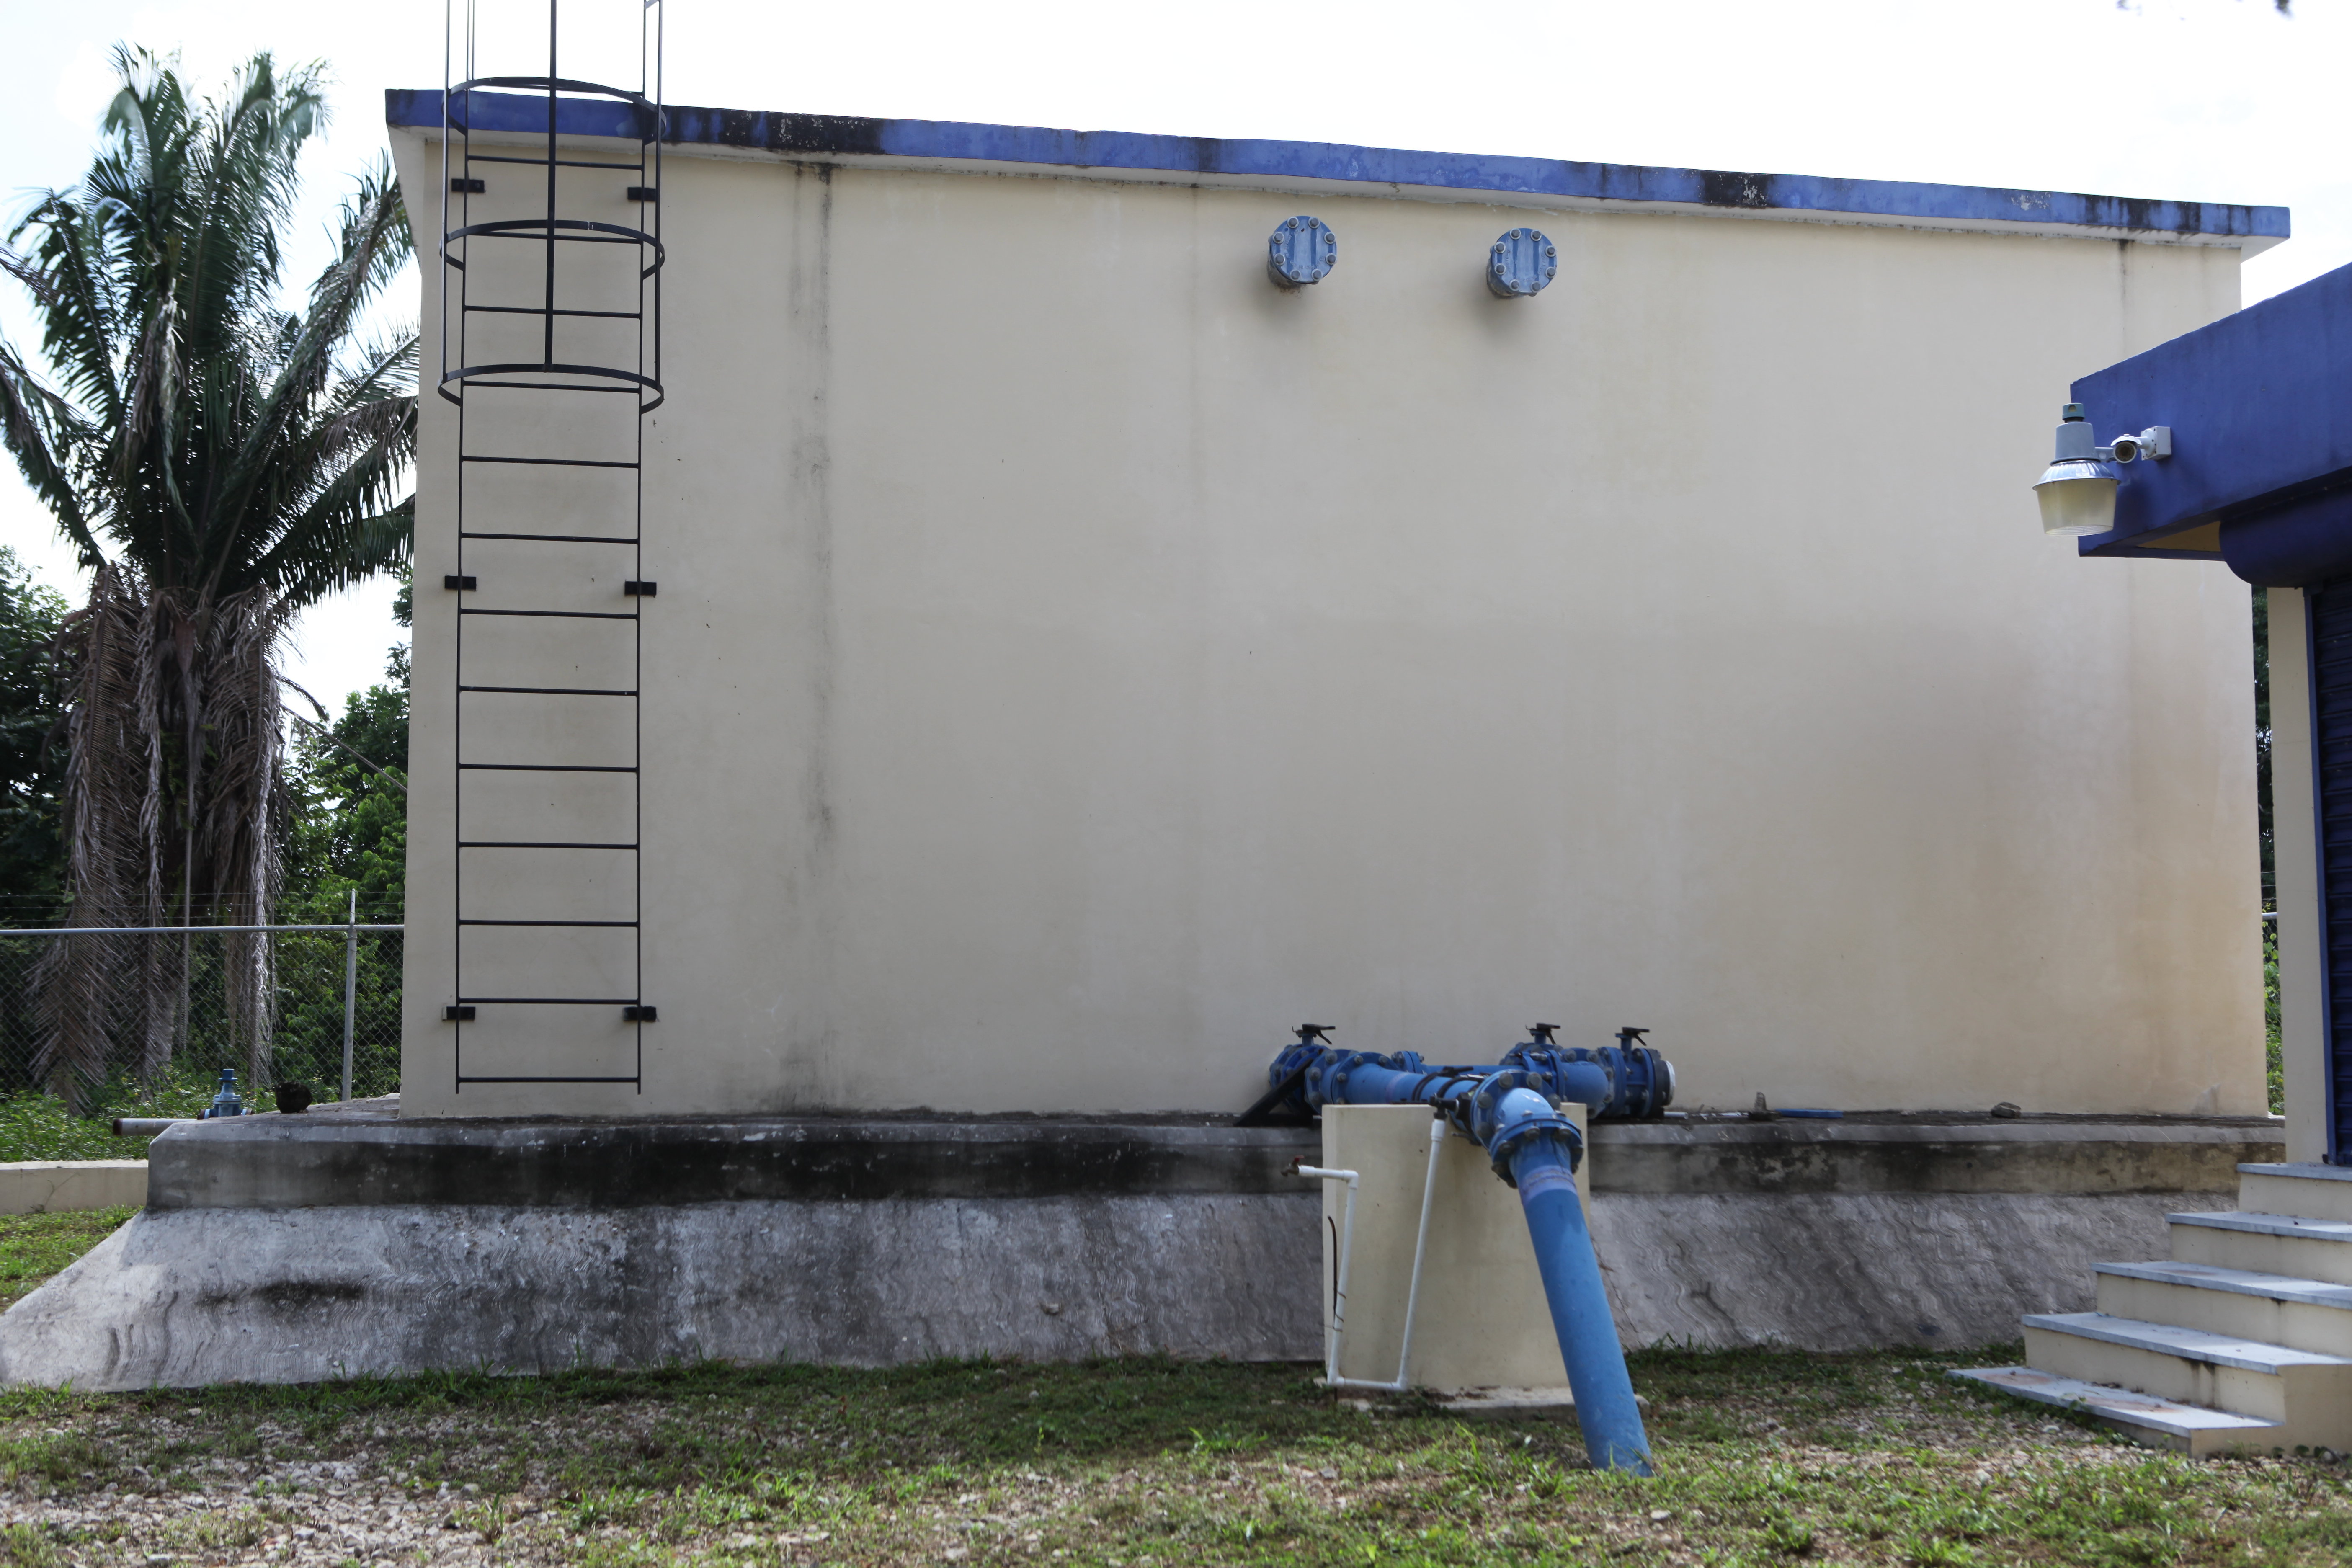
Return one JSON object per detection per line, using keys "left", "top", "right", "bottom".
{"left": 199, "top": 1068, "right": 244, "bottom": 1119}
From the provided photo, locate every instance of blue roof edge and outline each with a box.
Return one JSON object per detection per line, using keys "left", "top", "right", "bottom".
{"left": 385, "top": 88, "right": 2289, "bottom": 244}
{"left": 2073, "top": 258, "right": 2352, "bottom": 577}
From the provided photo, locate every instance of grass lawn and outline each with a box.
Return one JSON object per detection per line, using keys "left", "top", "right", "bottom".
{"left": 0, "top": 1207, "right": 136, "bottom": 1312}
{"left": 0, "top": 1216, "right": 2345, "bottom": 1565}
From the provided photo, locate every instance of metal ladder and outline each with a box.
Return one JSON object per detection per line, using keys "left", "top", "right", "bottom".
{"left": 436, "top": 0, "right": 665, "bottom": 1091}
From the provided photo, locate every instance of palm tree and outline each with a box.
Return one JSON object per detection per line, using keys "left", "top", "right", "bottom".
{"left": 0, "top": 46, "right": 415, "bottom": 1101}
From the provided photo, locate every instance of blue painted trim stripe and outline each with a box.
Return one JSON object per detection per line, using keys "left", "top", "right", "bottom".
{"left": 387, "top": 89, "right": 2288, "bottom": 242}
{"left": 2074, "top": 259, "right": 2352, "bottom": 569}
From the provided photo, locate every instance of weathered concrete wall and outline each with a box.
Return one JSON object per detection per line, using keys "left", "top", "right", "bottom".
{"left": 1587, "top": 1116, "right": 2285, "bottom": 1196}
{"left": 0, "top": 1195, "right": 1319, "bottom": 1390}
{"left": 385, "top": 109, "right": 2267, "bottom": 1123}
{"left": 0, "top": 1161, "right": 147, "bottom": 1216}
{"left": 0, "top": 1186, "right": 2231, "bottom": 1389}
{"left": 141, "top": 1115, "right": 1317, "bottom": 1209}
{"left": 0, "top": 1115, "right": 2267, "bottom": 1387}
{"left": 1593, "top": 1192, "right": 2232, "bottom": 1352}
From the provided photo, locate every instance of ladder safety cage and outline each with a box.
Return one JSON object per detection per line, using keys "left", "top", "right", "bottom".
{"left": 438, "top": 0, "right": 666, "bottom": 1091}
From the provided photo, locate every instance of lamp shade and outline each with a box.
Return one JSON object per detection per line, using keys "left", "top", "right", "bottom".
{"left": 2033, "top": 459, "right": 2119, "bottom": 537}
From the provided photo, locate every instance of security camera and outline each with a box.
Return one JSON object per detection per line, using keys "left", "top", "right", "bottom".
{"left": 2097, "top": 426, "right": 2173, "bottom": 464}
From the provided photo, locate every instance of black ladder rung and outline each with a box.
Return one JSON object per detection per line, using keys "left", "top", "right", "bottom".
{"left": 459, "top": 841, "right": 639, "bottom": 850}
{"left": 459, "top": 382, "right": 642, "bottom": 395}
{"left": 458, "top": 918, "right": 640, "bottom": 928}
{"left": 459, "top": 606, "right": 635, "bottom": 620}
{"left": 458, "top": 1076, "right": 644, "bottom": 1085}
{"left": 463, "top": 152, "right": 646, "bottom": 171}
{"left": 464, "top": 304, "right": 644, "bottom": 320}
{"left": 459, "top": 607, "right": 638, "bottom": 620}
{"left": 468, "top": 230, "right": 646, "bottom": 247}
{"left": 459, "top": 685, "right": 638, "bottom": 696}
{"left": 461, "top": 454, "right": 639, "bottom": 469}
{"left": 458, "top": 763, "right": 638, "bottom": 773}
{"left": 460, "top": 531, "right": 638, "bottom": 544}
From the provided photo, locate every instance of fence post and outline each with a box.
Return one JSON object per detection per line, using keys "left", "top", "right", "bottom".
{"left": 342, "top": 891, "right": 358, "bottom": 1103}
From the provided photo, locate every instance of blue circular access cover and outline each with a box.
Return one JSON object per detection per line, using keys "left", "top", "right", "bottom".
{"left": 1488, "top": 228, "right": 1559, "bottom": 297}
{"left": 1268, "top": 216, "right": 1337, "bottom": 287}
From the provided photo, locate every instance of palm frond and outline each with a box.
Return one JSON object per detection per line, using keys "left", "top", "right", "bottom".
{"left": 211, "top": 162, "right": 412, "bottom": 567}
{"left": 6, "top": 199, "right": 128, "bottom": 441}
{"left": 10, "top": 46, "right": 412, "bottom": 1094}
{"left": 0, "top": 344, "right": 101, "bottom": 556}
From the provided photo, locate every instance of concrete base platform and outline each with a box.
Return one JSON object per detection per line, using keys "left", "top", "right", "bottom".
{"left": 0, "top": 1195, "right": 1315, "bottom": 1390}
{"left": 0, "top": 1160, "right": 147, "bottom": 1215}
{"left": 0, "top": 1111, "right": 2280, "bottom": 1387}
{"left": 1591, "top": 1191, "right": 2237, "bottom": 1351}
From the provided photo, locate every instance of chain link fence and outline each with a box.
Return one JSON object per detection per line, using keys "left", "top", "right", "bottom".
{"left": 0, "top": 921, "right": 404, "bottom": 1104}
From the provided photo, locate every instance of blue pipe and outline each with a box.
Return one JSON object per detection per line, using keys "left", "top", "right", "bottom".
{"left": 1265, "top": 1031, "right": 1659, "bottom": 1474}
{"left": 1308, "top": 1052, "right": 1613, "bottom": 1114}
{"left": 1261, "top": 1024, "right": 1674, "bottom": 1124}
{"left": 1488, "top": 1091, "right": 1654, "bottom": 1474}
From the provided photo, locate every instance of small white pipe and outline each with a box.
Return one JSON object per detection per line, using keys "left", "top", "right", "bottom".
{"left": 1391, "top": 1115, "right": 1444, "bottom": 1383}
{"left": 1298, "top": 1114, "right": 1447, "bottom": 1393}
{"left": 1296, "top": 1164, "right": 1359, "bottom": 1385}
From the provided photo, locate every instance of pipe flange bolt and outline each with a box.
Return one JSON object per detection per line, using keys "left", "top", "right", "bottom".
{"left": 1486, "top": 1114, "right": 1583, "bottom": 1185}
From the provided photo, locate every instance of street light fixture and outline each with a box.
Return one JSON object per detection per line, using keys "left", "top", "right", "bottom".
{"left": 2035, "top": 402, "right": 2172, "bottom": 536}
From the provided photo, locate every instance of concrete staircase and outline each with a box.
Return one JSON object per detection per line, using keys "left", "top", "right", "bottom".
{"left": 1953, "top": 1163, "right": 2352, "bottom": 1456}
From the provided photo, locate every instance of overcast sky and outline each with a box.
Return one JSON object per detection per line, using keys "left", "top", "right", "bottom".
{"left": 3, "top": 0, "right": 2347, "bottom": 712}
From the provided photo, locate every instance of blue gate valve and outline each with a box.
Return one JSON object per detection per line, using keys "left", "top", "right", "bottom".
{"left": 199, "top": 1068, "right": 245, "bottom": 1119}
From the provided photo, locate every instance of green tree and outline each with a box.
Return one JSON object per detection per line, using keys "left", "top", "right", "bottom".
{"left": 0, "top": 47, "right": 415, "bottom": 1098}
{"left": 0, "top": 548, "right": 67, "bottom": 928}
{"left": 273, "top": 575, "right": 407, "bottom": 1099}
{"left": 285, "top": 566, "right": 409, "bottom": 920}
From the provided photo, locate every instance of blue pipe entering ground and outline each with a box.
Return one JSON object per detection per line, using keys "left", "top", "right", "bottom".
{"left": 1489, "top": 1089, "right": 1654, "bottom": 1475}
{"left": 1264, "top": 1031, "right": 1660, "bottom": 1474}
